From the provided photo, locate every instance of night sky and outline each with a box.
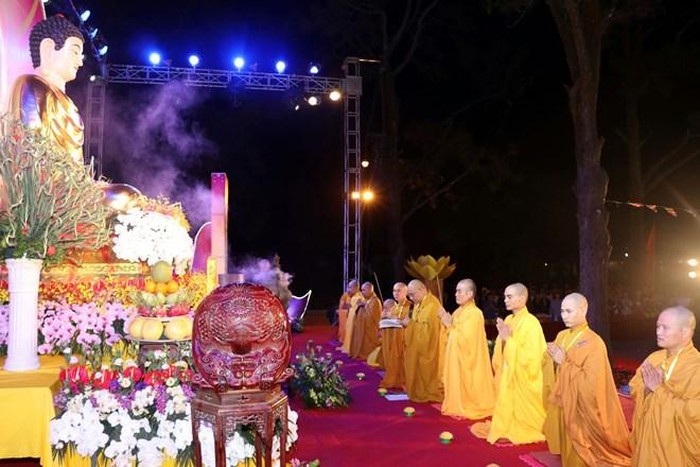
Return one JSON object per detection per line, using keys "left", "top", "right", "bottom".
{"left": 53, "top": 0, "right": 700, "bottom": 307}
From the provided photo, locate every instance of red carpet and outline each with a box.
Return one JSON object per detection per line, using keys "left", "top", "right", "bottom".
{"left": 290, "top": 322, "right": 549, "bottom": 467}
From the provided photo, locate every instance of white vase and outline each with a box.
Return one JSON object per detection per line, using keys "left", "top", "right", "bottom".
{"left": 3, "top": 257, "right": 43, "bottom": 371}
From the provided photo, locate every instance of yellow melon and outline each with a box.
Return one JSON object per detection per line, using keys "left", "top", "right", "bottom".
{"left": 128, "top": 317, "right": 146, "bottom": 339}
{"left": 141, "top": 319, "right": 164, "bottom": 340}
{"left": 164, "top": 317, "right": 192, "bottom": 340}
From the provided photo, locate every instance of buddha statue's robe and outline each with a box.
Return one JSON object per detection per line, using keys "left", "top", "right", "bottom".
{"left": 349, "top": 294, "right": 381, "bottom": 360}
{"left": 543, "top": 325, "right": 631, "bottom": 466}
{"left": 404, "top": 293, "right": 443, "bottom": 402}
{"left": 379, "top": 300, "right": 410, "bottom": 388}
{"left": 340, "top": 292, "right": 363, "bottom": 354}
{"left": 629, "top": 343, "right": 700, "bottom": 466}
{"left": 441, "top": 302, "right": 495, "bottom": 419}
{"left": 471, "top": 307, "right": 551, "bottom": 444}
{"left": 10, "top": 74, "right": 84, "bottom": 164}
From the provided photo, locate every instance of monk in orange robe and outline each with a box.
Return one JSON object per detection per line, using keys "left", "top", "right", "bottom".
{"left": 336, "top": 280, "right": 356, "bottom": 343}
{"left": 349, "top": 282, "right": 381, "bottom": 360}
{"left": 379, "top": 283, "right": 410, "bottom": 388}
{"left": 440, "top": 279, "right": 495, "bottom": 419}
{"left": 543, "top": 292, "right": 631, "bottom": 466}
{"left": 629, "top": 306, "right": 700, "bottom": 466}
{"left": 340, "top": 280, "right": 362, "bottom": 354}
{"left": 471, "top": 282, "right": 551, "bottom": 444}
{"left": 403, "top": 279, "right": 443, "bottom": 402}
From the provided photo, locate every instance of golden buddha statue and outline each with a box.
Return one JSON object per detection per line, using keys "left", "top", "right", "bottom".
{"left": 9, "top": 15, "right": 84, "bottom": 164}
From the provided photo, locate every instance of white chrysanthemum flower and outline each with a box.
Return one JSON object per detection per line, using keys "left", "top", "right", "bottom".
{"left": 112, "top": 209, "right": 193, "bottom": 273}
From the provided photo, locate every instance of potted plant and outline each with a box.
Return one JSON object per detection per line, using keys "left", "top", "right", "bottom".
{"left": 0, "top": 117, "right": 111, "bottom": 371}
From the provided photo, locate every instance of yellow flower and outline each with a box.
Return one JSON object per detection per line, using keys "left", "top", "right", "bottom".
{"left": 439, "top": 431, "right": 454, "bottom": 443}
{"left": 403, "top": 407, "right": 415, "bottom": 416}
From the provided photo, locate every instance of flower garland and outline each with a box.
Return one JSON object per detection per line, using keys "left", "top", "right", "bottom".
{"left": 290, "top": 345, "right": 351, "bottom": 409}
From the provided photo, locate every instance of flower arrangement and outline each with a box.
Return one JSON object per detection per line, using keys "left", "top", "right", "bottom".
{"left": 0, "top": 118, "right": 111, "bottom": 264}
{"left": 290, "top": 346, "right": 350, "bottom": 409}
{"left": 0, "top": 301, "right": 136, "bottom": 359}
{"left": 51, "top": 349, "right": 195, "bottom": 467}
{"left": 112, "top": 209, "right": 193, "bottom": 275}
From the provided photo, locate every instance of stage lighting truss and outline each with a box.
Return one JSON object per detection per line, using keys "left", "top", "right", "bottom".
{"left": 104, "top": 64, "right": 344, "bottom": 95}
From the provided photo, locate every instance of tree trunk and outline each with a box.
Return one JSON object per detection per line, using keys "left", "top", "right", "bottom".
{"left": 550, "top": 0, "right": 611, "bottom": 342}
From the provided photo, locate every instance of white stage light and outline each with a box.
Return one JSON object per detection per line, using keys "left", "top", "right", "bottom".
{"left": 361, "top": 160, "right": 369, "bottom": 168}
{"left": 275, "top": 60, "right": 287, "bottom": 73}
{"left": 233, "top": 57, "right": 245, "bottom": 71}
{"left": 98, "top": 44, "right": 108, "bottom": 56}
{"left": 309, "top": 64, "right": 320, "bottom": 75}
{"left": 149, "top": 52, "right": 161, "bottom": 66}
{"left": 307, "top": 96, "right": 319, "bottom": 106}
{"left": 79, "top": 9, "right": 91, "bottom": 23}
{"left": 329, "top": 90, "right": 342, "bottom": 101}
{"left": 189, "top": 55, "right": 200, "bottom": 67}
{"left": 87, "top": 27, "right": 98, "bottom": 40}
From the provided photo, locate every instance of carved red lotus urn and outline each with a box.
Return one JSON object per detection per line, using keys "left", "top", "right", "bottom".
{"left": 192, "top": 282, "right": 293, "bottom": 391}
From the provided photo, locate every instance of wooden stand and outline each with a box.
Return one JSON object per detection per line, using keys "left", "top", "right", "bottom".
{"left": 191, "top": 386, "right": 288, "bottom": 467}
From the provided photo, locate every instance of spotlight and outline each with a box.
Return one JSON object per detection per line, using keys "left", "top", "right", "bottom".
{"left": 233, "top": 56, "right": 245, "bottom": 71}
{"left": 307, "top": 96, "right": 319, "bottom": 106}
{"left": 361, "top": 160, "right": 369, "bottom": 168}
{"left": 98, "top": 44, "right": 108, "bottom": 56}
{"left": 309, "top": 63, "right": 320, "bottom": 75}
{"left": 275, "top": 60, "right": 287, "bottom": 74}
{"left": 79, "top": 9, "right": 91, "bottom": 23}
{"left": 351, "top": 191, "right": 361, "bottom": 200}
{"left": 688, "top": 258, "right": 699, "bottom": 267}
{"left": 690, "top": 271, "right": 698, "bottom": 279}
{"left": 362, "top": 190, "right": 375, "bottom": 202}
{"left": 86, "top": 27, "right": 98, "bottom": 40}
{"left": 149, "top": 52, "right": 161, "bottom": 66}
{"left": 329, "top": 89, "right": 342, "bottom": 101}
{"left": 89, "top": 75, "right": 96, "bottom": 82}
{"left": 188, "top": 55, "right": 200, "bottom": 67}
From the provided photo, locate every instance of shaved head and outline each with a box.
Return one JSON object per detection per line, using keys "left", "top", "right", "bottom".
{"left": 457, "top": 279, "right": 477, "bottom": 294}
{"left": 504, "top": 282, "right": 528, "bottom": 312}
{"left": 656, "top": 306, "right": 696, "bottom": 353}
{"left": 407, "top": 279, "right": 428, "bottom": 302}
{"left": 560, "top": 292, "right": 588, "bottom": 328}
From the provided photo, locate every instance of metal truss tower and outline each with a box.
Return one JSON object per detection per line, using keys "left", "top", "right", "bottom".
{"left": 85, "top": 62, "right": 362, "bottom": 290}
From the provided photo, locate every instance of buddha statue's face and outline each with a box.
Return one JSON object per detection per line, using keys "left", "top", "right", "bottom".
{"left": 41, "top": 36, "right": 84, "bottom": 83}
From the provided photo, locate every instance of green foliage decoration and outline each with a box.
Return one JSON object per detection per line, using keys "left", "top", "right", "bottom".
{"left": 0, "top": 117, "right": 111, "bottom": 265}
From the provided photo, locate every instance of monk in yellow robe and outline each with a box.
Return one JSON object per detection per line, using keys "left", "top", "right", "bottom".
{"left": 543, "top": 293, "right": 631, "bottom": 466}
{"left": 440, "top": 279, "right": 495, "bottom": 419}
{"left": 349, "top": 282, "right": 381, "bottom": 360}
{"left": 629, "top": 306, "right": 700, "bottom": 466}
{"left": 471, "top": 282, "right": 550, "bottom": 444}
{"left": 403, "top": 279, "right": 444, "bottom": 402}
{"left": 379, "top": 283, "right": 410, "bottom": 388}
{"left": 336, "top": 282, "right": 354, "bottom": 343}
{"left": 10, "top": 16, "right": 85, "bottom": 164}
{"left": 340, "top": 280, "right": 362, "bottom": 354}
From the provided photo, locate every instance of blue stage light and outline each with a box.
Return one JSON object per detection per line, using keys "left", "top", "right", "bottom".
{"left": 275, "top": 60, "right": 286, "bottom": 74}
{"left": 98, "top": 44, "right": 108, "bottom": 56}
{"left": 149, "top": 52, "right": 161, "bottom": 66}
{"left": 233, "top": 57, "right": 245, "bottom": 71}
{"left": 87, "top": 27, "right": 98, "bottom": 40}
{"left": 79, "top": 9, "right": 90, "bottom": 23}
{"left": 188, "top": 55, "right": 200, "bottom": 67}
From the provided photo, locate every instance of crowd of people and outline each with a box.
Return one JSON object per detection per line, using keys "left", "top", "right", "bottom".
{"left": 335, "top": 278, "right": 699, "bottom": 466}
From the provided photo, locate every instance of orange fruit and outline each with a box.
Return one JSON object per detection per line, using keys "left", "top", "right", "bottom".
{"left": 166, "top": 280, "right": 179, "bottom": 293}
{"left": 155, "top": 282, "right": 169, "bottom": 294}
{"left": 144, "top": 278, "right": 156, "bottom": 293}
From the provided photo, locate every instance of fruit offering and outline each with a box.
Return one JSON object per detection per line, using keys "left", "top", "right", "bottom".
{"left": 133, "top": 262, "right": 193, "bottom": 318}
{"left": 128, "top": 316, "right": 193, "bottom": 341}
